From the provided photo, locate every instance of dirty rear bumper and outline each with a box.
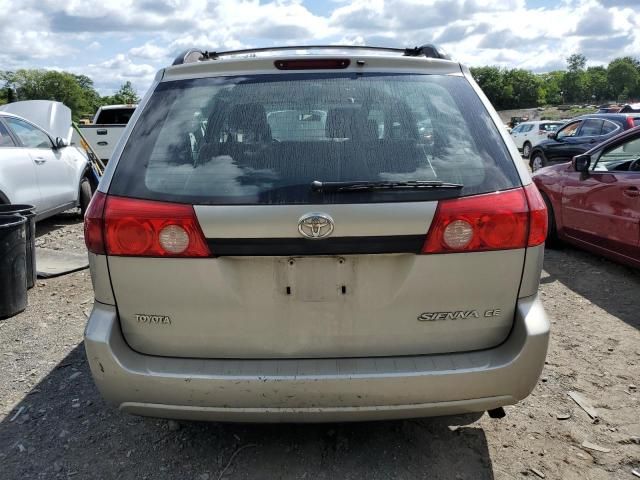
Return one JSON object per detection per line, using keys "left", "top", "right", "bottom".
{"left": 84, "top": 296, "right": 549, "bottom": 422}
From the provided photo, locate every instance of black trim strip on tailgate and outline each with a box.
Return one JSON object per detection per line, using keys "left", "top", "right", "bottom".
{"left": 207, "top": 235, "right": 425, "bottom": 256}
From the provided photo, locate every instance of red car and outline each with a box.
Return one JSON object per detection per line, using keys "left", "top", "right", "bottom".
{"left": 533, "top": 126, "right": 640, "bottom": 268}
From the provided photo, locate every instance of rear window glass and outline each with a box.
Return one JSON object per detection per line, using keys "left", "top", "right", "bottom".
{"left": 95, "top": 108, "right": 135, "bottom": 125}
{"left": 109, "top": 73, "right": 520, "bottom": 205}
{"left": 579, "top": 119, "right": 603, "bottom": 137}
{"left": 601, "top": 120, "right": 619, "bottom": 135}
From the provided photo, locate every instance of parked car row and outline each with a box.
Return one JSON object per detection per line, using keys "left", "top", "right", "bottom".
{"left": 510, "top": 121, "right": 564, "bottom": 158}
{"left": 529, "top": 113, "right": 640, "bottom": 171}
{"left": 510, "top": 113, "right": 640, "bottom": 172}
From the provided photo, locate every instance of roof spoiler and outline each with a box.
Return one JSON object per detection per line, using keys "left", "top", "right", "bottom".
{"left": 172, "top": 44, "right": 451, "bottom": 65}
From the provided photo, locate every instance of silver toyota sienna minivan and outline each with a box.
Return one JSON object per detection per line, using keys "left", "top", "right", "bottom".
{"left": 83, "top": 45, "right": 550, "bottom": 422}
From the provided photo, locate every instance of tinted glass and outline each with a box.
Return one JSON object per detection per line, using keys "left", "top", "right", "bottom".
{"left": 110, "top": 73, "right": 520, "bottom": 205}
{"left": 521, "top": 124, "right": 534, "bottom": 132}
{"left": 601, "top": 120, "right": 619, "bottom": 135}
{"left": 539, "top": 123, "right": 562, "bottom": 131}
{"left": 0, "top": 122, "right": 16, "bottom": 147}
{"left": 5, "top": 118, "right": 51, "bottom": 148}
{"left": 578, "top": 119, "right": 603, "bottom": 137}
{"left": 95, "top": 108, "right": 135, "bottom": 125}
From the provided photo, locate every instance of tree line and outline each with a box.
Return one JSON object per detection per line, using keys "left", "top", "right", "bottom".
{"left": 1, "top": 53, "right": 639, "bottom": 117}
{"left": 470, "top": 54, "right": 640, "bottom": 110}
{"left": 0, "top": 69, "right": 140, "bottom": 121}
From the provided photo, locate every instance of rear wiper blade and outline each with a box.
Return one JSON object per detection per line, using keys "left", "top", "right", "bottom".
{"left": 311, "top": 180, "right": 464, "bottom": 192}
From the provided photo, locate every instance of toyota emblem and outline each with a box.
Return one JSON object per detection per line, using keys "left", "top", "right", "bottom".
{"left": 298, "top": 213, "right": 334, "bottom": 239}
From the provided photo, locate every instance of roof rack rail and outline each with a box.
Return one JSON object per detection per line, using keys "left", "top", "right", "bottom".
{"left": 171, "top": 44, "right": 451, "bottom": 65}
{"left": 403, "top": 44, "right": 451, "bottom": 60}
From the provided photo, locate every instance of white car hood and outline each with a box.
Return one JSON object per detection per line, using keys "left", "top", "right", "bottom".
{"left": 0, "top": 100, "right": 73, "bottom": 144}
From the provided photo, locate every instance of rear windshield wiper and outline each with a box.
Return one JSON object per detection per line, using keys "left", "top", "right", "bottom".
{"left": 311, "top": 180, "right": 464, "bottom": 192}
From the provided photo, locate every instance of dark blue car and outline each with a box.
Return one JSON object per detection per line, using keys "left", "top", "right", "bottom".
{"left": 529, "top": 113, "right": 640, "bottom": 171}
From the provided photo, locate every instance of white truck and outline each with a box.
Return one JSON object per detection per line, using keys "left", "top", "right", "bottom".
{"left": 73, "top": 104, "right": 136, "bottom": 163}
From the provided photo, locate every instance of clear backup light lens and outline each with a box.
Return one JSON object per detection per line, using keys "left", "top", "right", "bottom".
{"left": 159, "top": 225, "right": 190, "bottom": 254}
{"left": 442, "top": 220, "right": 473, "bottom": 249}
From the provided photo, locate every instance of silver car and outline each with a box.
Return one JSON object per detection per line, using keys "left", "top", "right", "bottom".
{"left": 84, "top": 45, "right": 550, "bottom": 422}
{"left": 0, "top": 101, "right": 92, "bottom": 218}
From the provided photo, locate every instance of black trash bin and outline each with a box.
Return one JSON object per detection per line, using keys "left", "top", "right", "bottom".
{"left": 0, "top": 204, "right": 36, "bottom": 288}
{"left": 0, "top": 214, "right": 28, "bottom": 319}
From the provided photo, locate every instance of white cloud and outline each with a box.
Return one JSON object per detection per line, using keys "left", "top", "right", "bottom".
{"left": 130, "top": 42, "right": 170, "bottom": 60}
{"left": 0, "top": 0, "right": 638, "bottom": 95}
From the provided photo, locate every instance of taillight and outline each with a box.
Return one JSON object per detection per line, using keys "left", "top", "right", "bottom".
{"left": 538, "top": 130, "right": 545, "bottom": 135}
{"left": 523, "top": 183, "right": 548, "bottom": 247}
{"left": 626, "top": 117, "right": 635, "bottom": 129}
{"left": 84, "top": 191, "right": 107, "bottom": 254}
{"left": 96, "top": 196, "right": 210, "bottom": 257}
{"left": 422, "top": 186, "right": 546, "bottom": 254}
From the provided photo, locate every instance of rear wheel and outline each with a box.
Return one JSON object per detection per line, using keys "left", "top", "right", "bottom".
{"left": 530, "top": 152, "right": 546, "bottom": 172}
{"left": 522, "top": 142, "right": 532, "bottom": 158}
{"left": 79, "top": 177, "right": 93, "bottom": 217}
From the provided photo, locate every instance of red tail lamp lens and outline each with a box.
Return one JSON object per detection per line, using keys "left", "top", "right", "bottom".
{"left": 523, "top": 183, "right": 548, "bottom": 247}
{"left": 84, "top": 191, "right": 107, "bottom": 254}
{"left": 103, "top": 196, "right": 210, "bottom": 257}
{"left": 422, "top": 188, "right": 530, "bottom": 254}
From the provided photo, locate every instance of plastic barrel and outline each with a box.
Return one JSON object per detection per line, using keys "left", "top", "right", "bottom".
{"left": 0, "top": 214, "right": 27, "bottom": 319}
{"left": 0, "top": 205, "right": 36, "bottom": 288}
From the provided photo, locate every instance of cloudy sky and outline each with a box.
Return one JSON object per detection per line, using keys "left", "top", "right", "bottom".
{"left": 1, "top": 0, "right": 638, "bottom": 95}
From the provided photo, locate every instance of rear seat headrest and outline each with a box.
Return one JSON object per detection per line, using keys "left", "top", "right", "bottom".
{"left": 227, "top": 103, "right": 272, "bottom": 141}
{"left": 326, "top": 107, "right": 364, "bottom": 139}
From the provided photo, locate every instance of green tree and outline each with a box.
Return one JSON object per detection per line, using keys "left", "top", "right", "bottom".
{"left": 585, "top": 66, "right": 610, "bottom": 102}
{"left": 607, "top": 57, "right": 639, "bottom": 101}
{"left": 471, "top": 66, "right": 509, "bottom": 109}
{"left": 110, "top": 81, "right": 140, "bottom": 105}
{"left": 561, "top": 54, "right": 588, "bottom": 103}
{"left": 567, "top": 54, "right": 587, "bottom": 72}
{"left": 1, "top": 69, "right": 102, "bottom": 120}
{"left": 504, "top": 69, "right": 540, "bottom": 108}
{"left": 537, "top": 71, "right": 565, "bottom": 105}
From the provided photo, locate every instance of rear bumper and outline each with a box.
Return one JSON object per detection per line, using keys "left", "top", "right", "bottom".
{"left": 84, "top": 296, "right": 550, "bottom": 422}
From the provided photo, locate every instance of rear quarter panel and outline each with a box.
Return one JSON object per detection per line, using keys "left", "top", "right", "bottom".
{"left": 533, "top": 164, "right": 568, "bottom": 230}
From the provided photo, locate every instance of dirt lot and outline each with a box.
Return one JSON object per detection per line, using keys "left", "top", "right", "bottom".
{"left": 0, "top": 212, "right": 638, "bottom": 480}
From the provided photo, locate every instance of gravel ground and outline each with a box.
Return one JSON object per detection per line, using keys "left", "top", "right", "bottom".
{"left": 0, "top": 212, "right": 638, "bottom": 480}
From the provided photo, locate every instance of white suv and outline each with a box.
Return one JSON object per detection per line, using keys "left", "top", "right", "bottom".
{"left": 84, "top": 45, "right": 550, "bottom": 422}
{"left": 510, "top": 121, "right": 564, "bottom": 158}
{"left": 0, "top": 102, "right": 92, "bottom": 218}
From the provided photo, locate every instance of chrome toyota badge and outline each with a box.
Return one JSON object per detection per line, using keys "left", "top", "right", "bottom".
{"left": 298, "top": 213, "right": 334, "bottom": 239}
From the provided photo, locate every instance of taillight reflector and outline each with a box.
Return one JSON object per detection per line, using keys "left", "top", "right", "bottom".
{"left": 84, "top": 191, "right": 107, "bottom": 254}
{"left": 422, "top": 186, "right": 546, "bottom": 254}
{"left": 85, "top": 195, "right": 210, "bottom": 257}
